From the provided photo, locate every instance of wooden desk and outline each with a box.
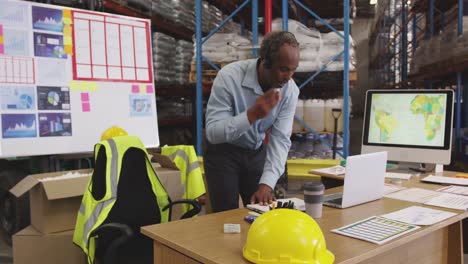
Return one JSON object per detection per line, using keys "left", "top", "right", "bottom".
{"left": 142, "top": 171, "right": 468, "bottom": 264}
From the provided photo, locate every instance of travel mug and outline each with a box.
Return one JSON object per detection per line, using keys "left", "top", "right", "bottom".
{"left": 303, "top": 181, "right": 324, "bottom": 219}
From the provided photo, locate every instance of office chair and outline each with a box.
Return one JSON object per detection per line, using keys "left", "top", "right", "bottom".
{"left": 85, "top": 141, "right": 201, "bottom": 264}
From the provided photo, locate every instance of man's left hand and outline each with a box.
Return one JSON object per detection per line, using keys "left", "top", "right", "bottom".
{"left": 250, "top": 184, "right": 276, "bottom": 205}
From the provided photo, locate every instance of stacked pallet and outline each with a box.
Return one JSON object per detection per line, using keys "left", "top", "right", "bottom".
{"left": 188, "top": 61, "right": 231, "bottom": 84}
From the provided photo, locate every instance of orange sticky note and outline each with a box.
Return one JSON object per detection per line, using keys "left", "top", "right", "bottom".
{"left": 63, "top": 9, "right": 71, "bottom": 18}
{"left": 456, "top": 173, "right": 468, "bottom": 178}
{"left": 63, "top": 10, "right": 72, "bottom": 25}
{"left": 90, "top": 82, "right": 97, "bottom": 91}
{"left": 0, "top": 36, "right": 3, "bottom": 44}
{"left": 64, "top": 45, "right": 73, "bottom": 54}
{"left": 63, "top": 25, "right": 72, "bottom": 35}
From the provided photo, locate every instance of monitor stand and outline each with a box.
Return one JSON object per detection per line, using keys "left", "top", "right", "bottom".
{"left": 392, "top": 162, "right": 443, "bottom": 173}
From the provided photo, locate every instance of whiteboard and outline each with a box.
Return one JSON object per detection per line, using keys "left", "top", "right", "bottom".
{"left": 0, "top": 0, "right": 159, "bottom": 158}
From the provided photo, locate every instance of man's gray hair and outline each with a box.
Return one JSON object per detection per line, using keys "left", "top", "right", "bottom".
{"left": 260, "top": 31, "right": 299, "bottom": 68}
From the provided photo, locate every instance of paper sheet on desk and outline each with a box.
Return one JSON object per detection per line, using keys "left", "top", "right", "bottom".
{"left": 385, "top": 172, "right": 413, "bottom": 180}
{"left": 424, "top": 193, "right": 468, "bottom": 210}
{"left": 421, "top": 175, "right": 468, "bottom": 186}
{"left": 381, "top": 206, "right": 457, "bottom": 225}
{"left": 309, "top": 165, "right": 345, "bottom": 177}
{"left": 246, "top": 198, "right": 305, "bottom": 213}
{"left": 384, "top": 188, "right": 441, "bottom": 203}
{"left": 384, "top": 184, "right": 406, "bottom": 195}
{"left": 437, "top": 185, "right": 468, "bottom": 196}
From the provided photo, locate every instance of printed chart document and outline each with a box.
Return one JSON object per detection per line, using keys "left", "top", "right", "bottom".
{"left": 437, "top": 185, "right": 468, "bottom": 196}
{"left": 309, "top": 165, "right": 345, "bottom": 177}
{"left": 421, "top": 175, "right": 468, "bottom": 186}
{"left": 424, "top": 193, "right": 468, "bottom": 210}
{"left": 246, "top": 198, "right": 305, "bottom": 213}
{"left": 384, "top": 188, "right": 441, "bottom": 203}
{"left": 332, "top": 216, "right": 420, "bottom": 245}
{"left": 381, "top": 206, "right": 457, "bottom": 225}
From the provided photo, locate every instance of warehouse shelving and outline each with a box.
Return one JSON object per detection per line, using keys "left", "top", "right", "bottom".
{"left": 369, "top": 0, "right": 467, "bottom": 157}
{"left": 194, "top": 0, "right": 353, "bottom": 158}
{"left": 84, "top": 0, "right": 354, "bottom": 157}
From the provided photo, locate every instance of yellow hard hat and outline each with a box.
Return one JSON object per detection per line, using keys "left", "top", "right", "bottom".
{"left": 101, "top": 126, "right": 128, "bottom": 141}
{"left": 243, "top": 209, "right": 334, "bottom": 264}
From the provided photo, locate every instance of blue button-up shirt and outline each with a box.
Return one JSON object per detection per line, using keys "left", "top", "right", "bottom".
{"left": 205, "top": 59, "right": 299, "bottom": 189}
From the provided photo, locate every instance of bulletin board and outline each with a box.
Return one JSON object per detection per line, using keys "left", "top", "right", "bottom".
{"left": 0, "top": 0, "right": 159, "bottom": 158}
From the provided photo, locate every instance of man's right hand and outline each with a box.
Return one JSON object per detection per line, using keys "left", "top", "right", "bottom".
{"left": 247, "top": 89, "right": 281, "bottom": 124}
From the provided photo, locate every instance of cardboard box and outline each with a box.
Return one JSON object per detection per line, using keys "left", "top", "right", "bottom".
{"left": 13, "top": 226, "right": 86, "bottom": 264}
{"left": 10, "top": 169, "right": 92, "bottom": 234}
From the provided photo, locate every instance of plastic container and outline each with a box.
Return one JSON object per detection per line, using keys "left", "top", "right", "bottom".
{"left": 303, "top": 99, "right": 325, "bottom": 132}
{"left": 293, "top": 134, "right": 306, "bottom": 159}
{"left": 292, "top": 99, "right": 304, "bottom": 133}
{"left": 324, "top": 99, "right": 343, "bottom": 133}
{"left": 303, "top": 133, "right": 315, "bottom": 157}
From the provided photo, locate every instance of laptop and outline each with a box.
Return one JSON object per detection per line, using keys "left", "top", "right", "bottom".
{"left": 323, "top": 151, "right": 387, "bottom": 209}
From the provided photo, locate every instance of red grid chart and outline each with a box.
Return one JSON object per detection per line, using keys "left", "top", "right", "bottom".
{"left": 0, "top": 55, "right": 35, "bottom": 84}
{"left": 71, "top": 11, "right": 152, "bottom": 83}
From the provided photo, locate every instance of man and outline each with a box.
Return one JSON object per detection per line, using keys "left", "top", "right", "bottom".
{"left": 204, "top": 31, "right": 300, "bottom": 212}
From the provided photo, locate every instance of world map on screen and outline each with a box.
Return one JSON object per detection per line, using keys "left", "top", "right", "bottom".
{"left": 368, "top": 94, "right": 447, "bottom": 147}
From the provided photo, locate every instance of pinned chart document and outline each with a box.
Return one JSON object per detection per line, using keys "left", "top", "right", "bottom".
{"left": 332, "top": 216, "right": 420, "bottom": 245}
{"left": 381, "top": 206, "right": 457, "bottom": 225}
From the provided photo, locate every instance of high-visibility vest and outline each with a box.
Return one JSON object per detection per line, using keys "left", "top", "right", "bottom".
{"left": 73, "top": 136, "right": 170, "bottom": 263}
{"left": 161, "top": 145, "right": 206, "bottom": 213}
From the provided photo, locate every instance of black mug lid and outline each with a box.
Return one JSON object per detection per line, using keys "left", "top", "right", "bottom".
{"left": 303, "top": 181, "right": 324, "bottom": 192}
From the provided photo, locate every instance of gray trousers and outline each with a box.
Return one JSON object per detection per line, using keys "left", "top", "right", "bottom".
{"left": 204, "top": 142, "right": 266, "bottom": 212}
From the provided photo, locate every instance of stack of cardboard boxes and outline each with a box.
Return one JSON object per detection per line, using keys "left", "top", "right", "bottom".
{"left": 8, "top": 157, "right": 185, "bottom": 263}
{"left": 10, "top": 169, "right": 92, "bottom": 264}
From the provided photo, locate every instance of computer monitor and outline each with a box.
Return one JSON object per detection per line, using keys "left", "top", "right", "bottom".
{"left": 361, "top": 89, "right": 454, "bottom": 165}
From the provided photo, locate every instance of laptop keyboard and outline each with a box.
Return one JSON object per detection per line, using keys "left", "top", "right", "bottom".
{"left": 324, "top": 192, "right": 343, "bottom": 205}
{"left": 326, "top": 197, "right": 343, "bottom": 205}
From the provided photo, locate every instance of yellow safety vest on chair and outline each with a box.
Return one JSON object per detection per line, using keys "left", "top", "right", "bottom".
{"left": 161, "top": 145, "right": 206, "bottom": 213}
{"left": 73, "top": 136, "right": 170, "bottom": 263}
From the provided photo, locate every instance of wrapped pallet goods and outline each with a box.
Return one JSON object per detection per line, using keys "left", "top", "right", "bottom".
{"left": 152, "top": 0, "right": 195, "bottom": 30}
{"left": 193, "top": 33, "right": 255, "bottom": 63}
{"left": 153, "top": 32, "right": 176, "bottom": 83}
{"left": 175, "top": 40, "right": 194, "bottom": 84}
{"left": 272, "top": 18, "right": 356, "bottom": 72}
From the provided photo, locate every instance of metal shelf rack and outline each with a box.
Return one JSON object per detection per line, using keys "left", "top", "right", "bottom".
{"left": 194, "top": 0, "right": 352, "bottom": 158}
{"left": 369, "top": 0, "right": 467, "bottom": 157}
